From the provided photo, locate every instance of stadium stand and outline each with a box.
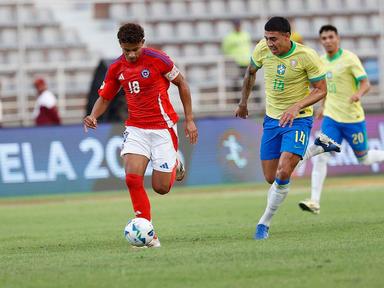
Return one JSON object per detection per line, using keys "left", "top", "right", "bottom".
{"left": 0, "top": 0, "right": 383, "bottom": 126}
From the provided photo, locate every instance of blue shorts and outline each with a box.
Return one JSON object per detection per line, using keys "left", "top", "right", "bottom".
{"left": 321, "top": 116, "right": 368, "bottom": 156}
{"left": 260, "top": 115, "right": 313, "bottom": 160}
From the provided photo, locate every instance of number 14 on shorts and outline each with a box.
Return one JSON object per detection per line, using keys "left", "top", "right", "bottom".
{"left": 295, "top": 130, "right": 306, "bottom": 145}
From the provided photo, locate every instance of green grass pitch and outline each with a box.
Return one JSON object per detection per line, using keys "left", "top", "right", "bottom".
{"left": 1, "top": 175, "right": 384, "bottom": 288}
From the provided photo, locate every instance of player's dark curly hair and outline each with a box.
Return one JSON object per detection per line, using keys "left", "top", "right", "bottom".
{"left": 265, "top": 16, "right": 291, "bottom": 33}
{"left": 117, "top": 23, "right": 145, "bottom": 44}
{"left": 319, "top": 24, "right": 338, "bottom": 35}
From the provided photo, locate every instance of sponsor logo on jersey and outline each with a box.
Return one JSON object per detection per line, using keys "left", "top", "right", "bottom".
{"left": 290, "top": 59, "right": 297, "bottom": 67}
{"left": 118, "top": 73, "right": 125, "bottom": 81}
{"left": 141, "top": 69, "right": 150, "bottom": 78}
{"left": 277, "top": 64, "right": 286, "bottom": 75}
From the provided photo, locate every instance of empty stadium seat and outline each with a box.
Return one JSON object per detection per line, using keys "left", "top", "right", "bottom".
{"left": 203, "top": 44, "right": 220, "bottom": 56}
{"left": 294, "top": 18, "right": 311, "bottom": 35}
{"left": 196, "top": 22, "right": 213, "bottom": 38}
{"left": 1, "top": 29, "right": 17, "bottom": 45}
{"left": 209, "top": 0, "right": 226, "bottom": 15}
{"left": 149, "top": 2, "right": 168, "bottom": 17}
{"left": 162, "top": 45, "right": 180, "bottom": 58}
{"left": 332, "top": 16, "right": 350, "bottom": 34}
{"left": 341, "top": 39, "right": 356, "bottom": 51}
{"left": 0, "top": 6, "right": 14, "bottom": 22}
{"left": 370, "top": 15, "right": 380, "bottom": 33}
{"left": 26, "top": 50, "right": 45, "bottom": 63}
{"left": 228, "top": 0, "right": 246, "bottom": 12}
{"left": 176, "top": 22, "right": 195, "bottom": 40}
{"left": 169, "top": 1, "right": 187, "bottom": 16}
{"left": 268, "top": 0, "right": 287, "bottom": 13}
{"left": 286, "top": 0, "right": 304, "bottom": 12}
{"left": 41, "top": 27, "right": 60, "bottom": 44}
{"left": 186, "top": 66, "right": 207, "bottom": 83}
{"left": 216, "top": 21, "right": 233, "bottom": 38}
{"left": 109, "top": 3, "right": 129, "bottom": 21}
{"left": 190, "top": 1, "right": 207, "bottom": 16}
{"left": 351, "top": 16, "right": 369, "bottom": 33}
{"left": 364, "top": 0, "right": 379, "bottom": 8}
{"left": 156, "top": 23, "right": 173, "bottom": 40}
{"left": 183, "top": 44, "right": 200, "bottom": 57}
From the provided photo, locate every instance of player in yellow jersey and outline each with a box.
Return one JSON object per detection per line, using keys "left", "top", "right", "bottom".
{"left": 235, "top": 17, "right": 340, "bottom": 240}
{"left": 299, "top": 25, "right": 384, "bottom": 214}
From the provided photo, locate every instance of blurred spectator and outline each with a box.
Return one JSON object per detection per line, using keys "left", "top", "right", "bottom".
{"left": 289, "top": 18, "right": 304, "bottom": 44}
{"left": 222, "top": 19, "right": 252, "bottom": 94}
{"left": 222, "top": 19, "right": 252, "bottom": 70}
{"left": 32, "top": 77, "right": 61, "bottom": 126}
{"left": 291, "top": 31, "right": 303, "bottom": 44}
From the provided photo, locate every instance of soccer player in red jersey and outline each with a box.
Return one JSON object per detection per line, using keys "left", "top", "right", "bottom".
{"left": 84, "top": 23, "right": 198, "bottom": 248}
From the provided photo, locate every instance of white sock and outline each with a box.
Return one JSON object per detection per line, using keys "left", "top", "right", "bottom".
{"left": 311, "top": 153, "right": 330, "bottom": 204}
{"left": 296, "top": 144, "right": 325, "bottom": 169}
{"left": 359, "top": 149, "right": 384, "bottom": 165}
{"left": 302, "top": 144, "right": 324, "bottom": 161}
{"left": 258, "top": 181, "right": 289, "bottom": 226}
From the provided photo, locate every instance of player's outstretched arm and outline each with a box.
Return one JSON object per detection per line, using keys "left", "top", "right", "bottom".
{"left": 83, "top": 96, "right": 111, "bottom": 132}
{"left": 280, "top": 79, "right": 327, "bottom": 127}
{"left": 235, "top": 65, "right": 257, "bottom": 119}
{"left": 172, "top": 74, "right": 198, "bottom": 145}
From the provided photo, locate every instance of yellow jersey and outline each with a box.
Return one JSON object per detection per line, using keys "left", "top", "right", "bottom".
{"left": 321, "top": 49, "right": 367, "bottom": 123}
{"left": 251, "top": 39, "right": 325, "bottom": 119}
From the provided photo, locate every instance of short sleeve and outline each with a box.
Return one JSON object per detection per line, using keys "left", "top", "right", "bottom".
{"left": 250, "top": 39, "right": 266, "bottom": 69}
{"left": 305, "top": 49, "right": 326, "bottom": 83}
{"left": 152, "top": 51, "right": 174, "bottom": 76}
{"left": 98, "top": 64, "right": 121, "bottom": 100}
{"left": 350, "top": 53, "right": 367, "bottom": 81}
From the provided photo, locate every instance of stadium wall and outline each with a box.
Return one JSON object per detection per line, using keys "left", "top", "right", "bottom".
{"left": 1, "top": 115, "right": 384, "bottom": 197}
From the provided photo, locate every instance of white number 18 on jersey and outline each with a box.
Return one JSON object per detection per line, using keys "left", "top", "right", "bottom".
{"left": 128, "top": 81, "right": 140, "bottom": 94}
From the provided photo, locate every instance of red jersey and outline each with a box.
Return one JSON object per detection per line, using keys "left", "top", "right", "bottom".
{"left": 98, "top": 48, "right": 180, "bottom": 129}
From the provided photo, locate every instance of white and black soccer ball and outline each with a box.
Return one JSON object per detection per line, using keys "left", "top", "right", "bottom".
{"left": 124, "top": 218, "right": 154, "bottom": 247}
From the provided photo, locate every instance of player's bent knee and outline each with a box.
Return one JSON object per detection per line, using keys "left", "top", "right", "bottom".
{"left": 264, "top": 175, "right": 275, "bottom": 184}
{"left": 152, "top": 184, "right": 170, "bottom": 195}
{"left": 276, "top": 168, "right": 291, "bottom": 182}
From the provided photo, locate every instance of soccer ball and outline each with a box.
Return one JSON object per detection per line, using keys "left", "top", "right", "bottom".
{"left": 124, "top": 218, "right": 154, "bottom": 247}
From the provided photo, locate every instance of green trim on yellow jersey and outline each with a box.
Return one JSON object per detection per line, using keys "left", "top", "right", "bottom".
{"left": 355, "top": 75, "right": 368, "bottom": 81}
{"left": 309, "top": 74, "right": 326, "bottom": 83}
{"left": 250, "top": 57, "right": 262, "bottom": 69}
{"left": 326, "top": 48, "right": 343, "bottom": 62}
{"left": 277, "top": 41, "right": 296, "bottom": 58}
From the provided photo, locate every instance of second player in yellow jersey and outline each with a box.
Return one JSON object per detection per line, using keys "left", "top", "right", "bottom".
{"left": 321, "top": 48, "right": 367, "bottom": 123}
{"left": 299, "top": 24, "right": 384, "bottom": 215}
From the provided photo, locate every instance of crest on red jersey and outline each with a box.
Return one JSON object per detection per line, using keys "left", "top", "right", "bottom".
{"left": 141, "top": 69, "right": 150, "bottom": 78}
